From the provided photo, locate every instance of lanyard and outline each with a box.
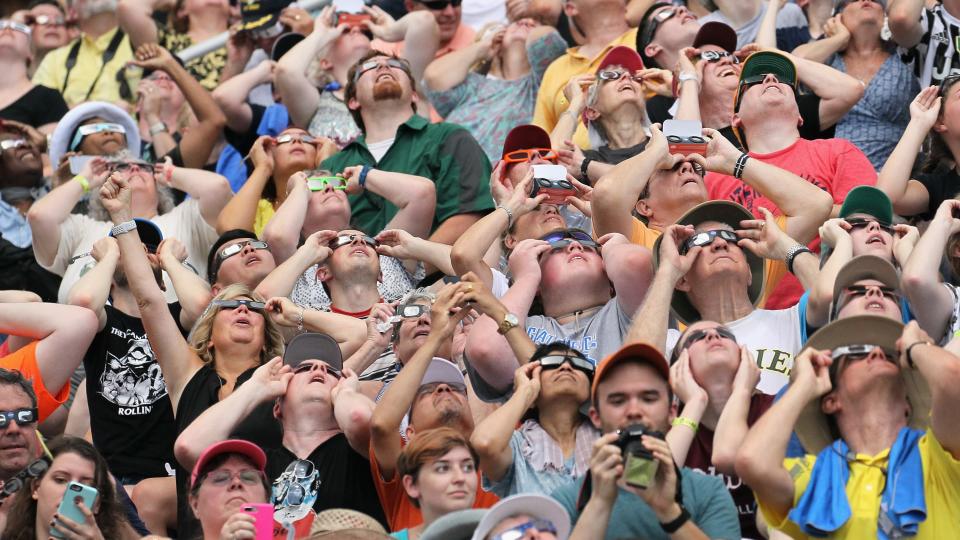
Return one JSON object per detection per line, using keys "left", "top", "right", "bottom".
{"left": 62, "top": 29, "right": 126, "bottom": 102}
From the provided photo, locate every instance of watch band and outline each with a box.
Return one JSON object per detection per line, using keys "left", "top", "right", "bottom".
{"left": 110, "top": 220, "right": 137, "bottom": 237}
{"left": 660, "top": 505, "right": 691, "bottom": 534}
{"left": 905, "top": 341, "right": 931, "bottom": 369}
{"left": 785, "top": 245, "right": 813, "bottom": 274}
{"left": 358, "top": 165, "right": 371, "bottom": 189}
{"left": 149, "top": 121, "right": 168, "bottom": 136}
{"left": 580, "top": 157, "right": 592, "bottom": 181}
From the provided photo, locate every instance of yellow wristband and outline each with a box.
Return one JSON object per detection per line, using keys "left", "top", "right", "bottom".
{"left": 73, "top": 175, "right": 90, "bottom": 193}
{"left": 672, "top": 417, "right": 699, "bottom": 432}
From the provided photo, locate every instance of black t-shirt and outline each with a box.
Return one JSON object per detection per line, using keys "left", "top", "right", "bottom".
{"left": 0, "top": 85, "right": 68, "bottom": 127}
{"left": 175, "top": 364, "right": 282, "bottom": 540}
{"left": 264, "top": 435, "right": 388, "bottom": 531}
{"left": 914, "top": 163, "right": 960, "bottom": 220}
{"left": 718, "top": 93, "right": 833, "bottom": 150}
{"left": 646, "top": 95, "right": 674, "bottom": 126}
{"left": 0, "top": 237, "right": 60, "bottom": 302}
{"left": 84, "top": 303, "right": 184, "bottom": 478}
{"left": 582, "top": 141, "right": 648, "bottom": 168}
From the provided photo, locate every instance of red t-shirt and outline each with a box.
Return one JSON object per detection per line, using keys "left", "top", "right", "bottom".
{"left": 706, "top": 137, "right": 877, "bottom": 309}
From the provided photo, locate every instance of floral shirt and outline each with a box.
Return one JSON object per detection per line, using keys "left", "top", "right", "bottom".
{"left": 158, "top": 26, "right": 227, "bottom": 90}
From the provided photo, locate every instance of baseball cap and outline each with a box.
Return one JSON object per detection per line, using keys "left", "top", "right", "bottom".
{"left": 501, "top": 124, "right": 552, "bottom": 159}
{"left": 471, "top": 494, "right": 571, "bottom": 540}
{"left": 652, "top": 201, "right": 764, "bottom": 325}
{"left": 733, "top": 51, "right": 798, "bottom": 112}
{"left": 592, "top": 342, "right": 669, "bottom": 398}
{"left": 838, "top": 186, "right": 893, "bottom": 225}
{"left": 239, "top": 0, "right": 292, "bottom": 32}
{"left": 111, "top": 218, "right": 162, "bottom": 253}
{"left": 190, "top": 439, "right": 266, "bottom": 489}
{"left": 282, "top": 333, "right": 343, "bottom": 371}
{"left": 693, "top": 21, "right": 737, "bottom": 53}
{"left": 206, "top": 229, "right": 259, "bottom": 284}
{"left": 404, "top": 358, "right": 467, "bottom": 426}
{"left": 422, "top": 509, "right": 487, "bottom": 540}
{"left": 597, "top": 45, "right": 645, "bottom": 74}
{"left": 796, "top": 315, "right": 930, "bottom": 452}
{"left": 832, "top": 255, "right": 900, "bottom": 307}
{"left": 271, "top": 32, "right": 305, "bottom": 61}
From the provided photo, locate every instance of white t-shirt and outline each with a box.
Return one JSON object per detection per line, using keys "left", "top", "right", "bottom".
{"left": 43, "top": 200, "right": 218, "bottom": 304}
{"left": 461, "top": 0, "right": 507, "bottom": 31}
{"left": 727, "top": 305, "right": 802, "bottom": 395}
{"left": 367, "top": 137, "right": 395, "bottom": 163}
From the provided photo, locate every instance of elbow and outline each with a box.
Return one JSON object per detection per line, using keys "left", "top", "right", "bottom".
{"left": 712, "top": 446, "right": 737, "bottom": 475}
{"left": 733, "top": 446, "right": 761, "bottom": 484}
{"left": 369, "top": 410, "right": 397, "bottom": 440}
{"left": 174, "top": 434, "right": 201, "bottom": 471}
{"left": 450, "top": 240, "right": 477, "bottom": 276}
{"left": 900, "top": 268, "right": 928, "bottom": 298}
{"left": 469, "top": 429, "right": 499, "bottom": 459}
{"left": 67, "top": 290, "right": 98, "bottom": 311}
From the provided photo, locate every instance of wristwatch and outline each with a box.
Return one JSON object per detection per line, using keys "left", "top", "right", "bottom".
{"left": 497, "top": 312, "right": 519, "bottom": 335}
{"left": 149, "top": 121, "right": 168, "bottom": 136}
{"left": 110, "top": 220, "right": 137, "bottom": 237}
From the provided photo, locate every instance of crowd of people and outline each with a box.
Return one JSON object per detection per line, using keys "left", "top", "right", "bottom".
{"left": 0, "top": 0, "right": 959, "bottom": 538}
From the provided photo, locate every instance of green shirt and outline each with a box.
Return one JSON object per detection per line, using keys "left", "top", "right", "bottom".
{"left": 321, "top": 115, "right": 494, "bottom": 235}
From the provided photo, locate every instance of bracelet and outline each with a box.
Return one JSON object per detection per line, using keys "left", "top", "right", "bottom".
{"left": 905, "top": 341, "right": 931, "bottom": 369}
{"left": 358, "top": 165, "right": 371, "bottom": 190}
{"left": 672, "top": 417, "right": 699, "bottom": 432}
{"left": 785, "top": 245, "right": 813, "bottom": 275}
{"left": 660, "top": 505, "right": 691, "bottom": 534}
{"left": 296, "top": 308, "right": 305, "bottom": 332}
{"left": 149, "top": 121, "right": 168, "bottom": 136}
{"left": 73, "top": 175, "right": 90, "bottom": 193}
{"left": 580, "top": 157, "right": 593, "bottom": 181}
{"left": 733, "top": 153, "right": 750, "bottom": 179}
{"left": 496, "top": 204, "right": 514, "bottom": 229}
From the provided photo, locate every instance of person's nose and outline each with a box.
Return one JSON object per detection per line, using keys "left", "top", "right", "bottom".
{"left": 762, "top": 73, "right": 780, "bottom": 85}
{"left": 867, "top": 346, "right": 887, "bottom": 361}
{"left": 624, "top": 399, "right": 646, "bottom": 423}
{"left": 541, "top": 204, "right": 560, "bottom": 216}
{"left": 240, "top": 242, "right": 256, "bottom": 255}
{"left": 434, "top": 383, "right": 454, "bottom": 395}
{"left": 709, "top": 235, "right": 730, "bottom": 250}
{"left": 863, "top": 286, "right": 885, "bottom": 300}
{"left": 866, "top": 220, "right": 882, "bottom": 232}
{"left": 565, "top": 241, "right": 585, "bottom": 254}
{"left": 704, "top": 329, "right": 723, "bottom": 343}
{"left": 441, "top": 3, "right": 456, "bottom": 16}
{"left": 227, "top": 473, "right": 245, "bottom": 490}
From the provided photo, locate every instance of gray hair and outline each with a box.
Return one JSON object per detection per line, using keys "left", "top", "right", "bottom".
{"left": 583, "top": 80, "right": 652, "bottom": 149}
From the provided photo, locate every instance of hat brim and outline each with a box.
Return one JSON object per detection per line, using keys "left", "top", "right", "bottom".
{"left": 470, "top": 494, "right": 571, "bottom": 540}
{"left": 50, "top": 102, "right": 141, "bottom": 168}
{"left": 653, "top": 201, "right": 765, "bottom": 325}
{"left": 190, "top": 439, "right": 266, "bottom": 488}
{"left": 501, "top": 125, "right": 552, "bottom": 159}
{"left": 597, "top": 45, "right": 645, "bottom": 74}
{"left": 282, "top": 332, "right": 344, "bottom": 371}
{"left": 733, "top": 51, "right": 798, "bottom": 114}
{"left": 795, "top": 315, "right": 930, "bottom": 452}
{"left": 593, "top": 342, "right": 669, "bottom": 398}
{"left": 838, "top": 186, "right": 893, "bottom": 225}
{"left": 831, "top": 255, "right": 900, "bottom": 310}
{"left": 422, "top": 509, "right": 487, "bottom": 540}
{"left": 239, "top": 12, "right": 280, "bottom": 32}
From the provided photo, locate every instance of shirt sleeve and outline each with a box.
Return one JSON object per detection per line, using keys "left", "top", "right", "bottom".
{"left": 433, "top": 128, "right": 495, "bottom": 223}
{"left": 527, "top": 31, "right": 568, "bottom": 85}
{"left": 756, "top": 455, "right": 815, "bottom": 539}
{"left": 832, "top": 140, "right": 878, "bottom": 202}
{"left": 425, "top": 76, "right": 472, "bottom": 119}
{"left": 42, "top": 213, "right": 94, "bottom": 275}
{"left": 31, "top": 48, "right": 62, "bottom": 90}
{"left": 921, "top": 429, "right": 960, "bottom": 495}
{"left": 482, "top": 432, "right": 521, "bottom": 497}
{"left": 0, "top": 342, "right": 69, "bottom": 421}
{"left": 687, "top": 472, "right": 742, "bottom": 539}
{"left": 533, "top": 62, "right": 561, "bottom": 131}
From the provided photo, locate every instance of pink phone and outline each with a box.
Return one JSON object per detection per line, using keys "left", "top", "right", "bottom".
{"left": 242, "top": 503, "right": 274, "bottom": 539}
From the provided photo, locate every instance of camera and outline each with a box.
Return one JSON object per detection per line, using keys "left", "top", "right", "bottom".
{"left": 663, "top": 119, "right": 707, "bottom": 157}
{"left": 530, "top": 164, "right": 576, "bottom": 206}
{"left": 616, "top": 423, "right": 664, "bottom": 489}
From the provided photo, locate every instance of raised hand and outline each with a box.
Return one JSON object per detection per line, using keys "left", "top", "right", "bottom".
{"left": 909, "top": 86, "right": 941, "bottom": 131}
{"left": 248, "top": 136, "right": 275, "bottom": 173}
{"left": 791, "top": 347, "right": 833, "bottom": 399}
{"left": 507, "top": 238, "right": 551, "bottom": 281}
{"left": 733, "top": 346, "right": 761, "bottom": 394}
{"left": 131, "top": 42, "right": 178, "bottom": 73}
{"left": 265, "top": 297, "right": 303, "bottom": 328}
{"left": 737, "top": 206, "right": 795, "bottom": 260}
{"left": 156, "top": 237, "right": 188, "bottom": 267}
{"left": 818, "top": 217, "right": 852, "bottom": 249}
{"left": 99, "top": 173, "right": 132, "bottom": 222}
{"left": 657, "top": 224, "right": 700, "bottom": 280}
{"left": 250, "top": 356, "right": 294, "bottom": 401}
{"left": 670, "top": 349, "right": 707, "bottom": 406}
{"left": 90, "top": 236, "right": 120, "bottom": 263}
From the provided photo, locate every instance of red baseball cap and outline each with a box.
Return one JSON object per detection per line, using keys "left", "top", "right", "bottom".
{"left": 592, "top": 342, "right": 669, "bottom": 398}
{"left": 597, "top": 45, "right": 645, "bottom": 74}
{"left": 190, "top": 439, "right": 267, "bottom": 489}
{"left": 693, "top": 22, "right": 738, "bottom": 53}
{"left": 501, "top": 124, "right": 552, "bottom": 159}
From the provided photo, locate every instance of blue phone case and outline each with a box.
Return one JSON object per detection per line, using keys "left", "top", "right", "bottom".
{"left": 51, "top": 481, "right": 98, "bottom": 539}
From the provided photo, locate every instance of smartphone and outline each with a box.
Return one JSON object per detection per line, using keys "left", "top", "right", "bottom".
{"left": 663, "top": 119, "right": 707, "bottom": 157}
{"left": 51, "top": 482, "right": 98, "bottom": 539}
{"left": 530, "top": 164, "right": 575, "bottom": 206}
{"left": 242, "top": 503, "right": 275, "bottom": 540}
{"left": 333, "top": 0, "right": 371, "bottom": 26}
{"left": 68, "top": 155, "right": 93, "bottom": 175}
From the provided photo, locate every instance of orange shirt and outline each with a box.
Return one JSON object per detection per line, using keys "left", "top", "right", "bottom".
{"left": 0, "top": 341, "right": 69, "bottom": 421}
{"left": 373, "top": 23, "right": 476, "bottom": 59}
{"left": 369, "top": 439, "right": 499, "bottom": 531}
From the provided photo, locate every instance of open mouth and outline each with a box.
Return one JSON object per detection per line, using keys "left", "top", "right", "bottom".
{"left": 244, "top": 255, "right": 261, "bottom": 266}
{"left": 350, "top": 247, "right": 369, "bottom": 257}
{"left": 866, "top": 234, "right": 886, "bottom": 246}
{"left": 309, "top": 374, "right": 326, "bottom": 384}
{"left": 568, "top": 253, "right": 587, "bottom": 263}
{"left": 762, "top": 84, "right": 784, "bottom": 95}
{"left": 376, "top": 72, "right": 396, "bottom": 83}
{"left": 413, "top": 327, "right": 430, "bottom": 338}
{"left": 718, "top": 67, "right": 737, "bottom": 78}
{"left": 234, "top": 316, "right": 251, "bottom": 327}
{"left": 680, "top": 177, "right": 699, "bottom": 187}
{"left": 865, "top": 300, "right": 885, "bottom": 311}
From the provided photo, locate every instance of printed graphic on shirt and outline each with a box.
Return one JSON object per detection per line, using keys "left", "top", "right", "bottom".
{"left": 99, "top": 329, "right": 168, "bottom": 413}
{"left": 526, "top": 328, "right": 600, "bottom": 366}
{"left": 272, "top": 459, "right": 321, "bottom": 524}
{"left": 901, "top": 5, "right": 960, "bottom": 86}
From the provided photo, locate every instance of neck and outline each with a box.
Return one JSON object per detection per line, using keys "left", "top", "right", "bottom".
{"left": 648, "top": 199, "right": 703, "bottom": 231}
{"left": 0, "top": 58, "right": 28, "bottom": 88}
{"left": 714, "top": 0, "right": 761, "bottom": 27}
{"left": 329, "top": 280, "right": 379, "bottom": 313}
{"left": 213, "top": 348, "right": 260, "bottom": 381}
{"left": 687, "top": 279, "right": 755, "bottom": 323}
{"left": 110, "top": 285, "right": 141, "bottom": 316}
{"left": 498, "top": 43, "right": 530, "bottom": 80}
{"left": 34, "top": 516, "right": 49, "bottom": 540}
{"left": 655, "top": 50, "right": 680, "bottom": 74}
{"left": 700, "top": 379, "right": 735, "bottom": 431}
{"left": 538, "top": 400, "right": 583, "bottom": 456}
{"left": 188, "top": 11, "right": 228, "bottom": 40}
{"left": 837, "top": 396, "right": 908, "bottom": 455}
{"left": 599, "top": 107, "right": 647, "bottom": 149}
{"left": 548, "top": 298, "right": 605, "bottom": 322}
{"left": 944, "top": 136, "right": 960, "bottom": 165}
{"left": 361, "top": 106, "right": 412, "bottom": 144}
{"left": 580, "top": 10, "right": 629, "bottom": 48}
{"left": 743, "top": 119, "right": 799, "bottom": 154}
{"left": 131, "top": 198, "right": 159, "bottom": 220}
{"left": 700, "top": 91, "right": 735, "bottom": 130}
{"left": 282, "top": 415, "right": 341, "bottom": 458}
{"left": 79, "top": 11, "right": 118, "bottom": 39}
{"left": 845, "top": 27, "right": 885, "bottom": 55}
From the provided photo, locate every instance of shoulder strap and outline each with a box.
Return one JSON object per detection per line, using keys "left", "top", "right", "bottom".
{"left": 61, "top": 39, "right": 83, "bottom": 93}
{"left": 81, "top": 29, "right": 126, "bottom": 103}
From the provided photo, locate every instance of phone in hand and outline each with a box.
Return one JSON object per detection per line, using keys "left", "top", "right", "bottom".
{"left": 530, "top": 164, "right": 575, "bottom": 206}
{"left": 663, "top": 119, "right": 707, "bottom": 157}
{"left": 242, "top": 503, "right": 275, "bottom": 540}
{"left": 333, "top": 0, "right": 371, "bottom": 26}
{"left": 50, "top": 482, "right": 98, "bottom": 539}
{"left": 68, "top": 155, "right": 93, "bottom": 175}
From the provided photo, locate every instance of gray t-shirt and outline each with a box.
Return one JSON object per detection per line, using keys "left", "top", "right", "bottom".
{"left": 526, "top": 297, "right": 631, "bottom": 367}
{"left": 700, "top": 3, "right": 809, "bottom": 50}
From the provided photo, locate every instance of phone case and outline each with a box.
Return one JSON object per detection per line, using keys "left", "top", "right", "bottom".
{"left": 663, "top": 120, "right": 707, "bottom": 157}
{"left": 242, "top": 503, "right": 275, "bottom": 540}
{"left": 51, "top": 482, "right": 98, "bottom": 539}
{"left": 68, "top": 155, "right": 93, "bottom": 175}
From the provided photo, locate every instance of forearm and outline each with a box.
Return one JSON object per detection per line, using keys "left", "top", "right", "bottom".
{"left": 902, "top": 222, "right": 956, "bottom": 337}
{"left": 428, "top": 212, "right": 485, "bottom": 247}
{"left": 372, "top": 334, "right": 441, "bottom": 438}
{"left": 66, "top": 255, "right": 116, "bottom": 316}
{"left": 169, "top": 168, "right": 232, "bottom": 226}
{"left": 569, "top": 498, "right": 614, "bottom": 540}
{"left": 255, "top": 251, "right": 318, "bottom": 299}
{"left": 808, "top": 239, "right": 852, "bottom": 326}
{"left": 674, "top": 79, "right": 702, "bottom": 121}
{"left": 276, "top": 30, "right": 336, "bottom": 126}
{"left": 625, "top": 268, "right": 677, "bottom": 353}
{"left": 712, "top": 387, "right": 753, "bottom": 474}
{"left": 369, "top": 170, "right": 436, "bottom": 239}
{"left": 424, "top": 41, "right": 485, "bottom": 92}
{"left": 796, "top": 56, "right": 864, "bottom": 127}
{"left": 450, "top": 208, "right": 509, "bottom": 287}
{"left": 592, "top": 148, "right": 660, "bottom": 238}
{"left": 212, "top": 68, "right": 265, "bottom": 132}
{"left": 403, "top": 238, "right": 454, "bottom": 276}
{"left": 115, "top": 224, "right": 168, "bottom": 310}
{"left": 333, "top": 388, "right": 376, "bottom": 454}
{"left": 743, "top": 159, "right": 828, "bottom": 224}
{"left": 737, "top": 385, "right": 809, "bottom": 483}
{"left": 401, "top": 11, "right": 442, "bottom": 85}
{"left": 755, "top": 0, "right": 780, "bottom": 49}
{"left": 163, "top": 260, "right": 213, "bottom": 327}
{"left": 549, "top": 105, "right": 584, "bottom": 148}
{"left": 666, "top": 398, "right": 706, "bottom": 465}
{"left": 26, "top": 180, "right": 84, "bottom": 265}
{"left": 117, "top": 0, "right": 159, "bottom": 48}
{"left": 301, "top": 309, "right": 367, "bottom": 356}
{"left": 144, "top": 114, "right": 177, "bottom": 157}
{"left": 792, "top": 35, "right": 845, "bottom": 63}
{"left": 217, "top": 167, "right": 270, "bottom": 233}
{"left": 465, "top": 277, "right": 538, "bottom": 388}
{"left": 471, "top": 388, "right": 533, "bottom": 481}
{"left": 343, "top": 339, "right": 388, "bottom": 374}
{"left": 174, "top": 383, "right": 265, "bottom": 468}
{"left": 791, "top": 250, "right": 820, "bottom": 292}
{"left": 911, "top": 342, "right": 960, "bottom": 454}
{"left": 877, "top": 121, "right": 926, "bottom": 204}
{"left": 260, "top": 188, "right": 308, "bottom": 263}
{"left": 888, "top": 0, "right": 926, "bottom": 47}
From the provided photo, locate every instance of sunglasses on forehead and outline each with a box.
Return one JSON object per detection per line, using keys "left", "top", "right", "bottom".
{"left": 307, "top": 176, "right": 346, "bottom": 191}
{"left": 211, "top": 298, "right": 266, "bottom": 311}
{"left": 680, "top": 229, "right": 739, "bottom": 255}
{"left": 0, "top": 139, "right": 27, "bottom": 151}
{"left": 329, "top": 234, "right": 378, "bottom": 250}
{"left": 218, "top": 240, "right": 269, "bottom": 263}
{"left": 353, "top": 57, "right": 411, "bottom": 82}
{"left": 700, "top": 50, "right": 739, "bottom": 64}
{"left": 844, "top": 217, "right": 894, "bottom": 234}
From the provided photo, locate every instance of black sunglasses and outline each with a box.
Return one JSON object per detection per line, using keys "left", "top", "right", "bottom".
{"left": 211, "top": 299, "right": 266, "bottom": 311}
{"left": 640, "top": 6, "right": 677, "bottom": 46}
{"left": 420, "top": 0, "right": 462, "bottom": 9}
{"left": 536, "top": 354, "right": 595, "bottom": 378}
{"left": 539, "top": 228, "right": 597, "bottom": 248}
{"left": 681, "top": 326, "right": 737, "bottom": 350}
{"left": 680, "top": 229, "right": 739, "bottom": 255}
{"left": 0, "top": 458, "right": 48, "bottom": 501}
{"left": 700, "top": 50, "right": 739, "bottom": 64}
{"left": 329, "top": 234, "right": 378, "bottom": 250}
{"left": 0, "top": 408, "right": 38, "bottom": 428}
{"left": 844, "top": 217, "right": 894, "bottom": 234}
{"left": 292, "top": 361, "right": 342, "bottom": 379}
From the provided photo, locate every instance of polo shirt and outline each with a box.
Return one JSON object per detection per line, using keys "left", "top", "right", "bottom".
{"left": 532, "top": 27, "right": 638, "bottom": 150}
{"left": 32, "top": 27, "right": 136, "bottom": 108}
{"left": 321, "top": 115, "right": 494, "bottom": 235}
{"left": 758, "top": 429, "right": 960, "bottom": 539}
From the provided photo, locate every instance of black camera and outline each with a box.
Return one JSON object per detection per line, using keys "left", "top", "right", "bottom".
{"left": 616, "top": 423, "right": 664, "bottom": 489}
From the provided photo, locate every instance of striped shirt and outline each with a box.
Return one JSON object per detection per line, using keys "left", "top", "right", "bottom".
{"left": 899, "top": 3, "right": 960, "bottom": 87}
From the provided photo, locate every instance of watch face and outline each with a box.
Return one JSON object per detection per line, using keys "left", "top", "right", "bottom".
{"left": 505, "top": 314, "right": 519, "bottom": 326}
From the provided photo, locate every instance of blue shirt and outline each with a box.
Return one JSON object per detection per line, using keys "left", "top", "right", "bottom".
{"left": 0, "top": 198, "right": 32, "bottom": 248}
{"left": 551, "top": 468, "right": 741, "bottom": 540}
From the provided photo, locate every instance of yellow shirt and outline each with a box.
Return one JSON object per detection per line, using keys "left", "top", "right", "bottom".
{"left": 253, "top": 199, "right": 275, "bottom": 238}
{"left": 759, "top": 430, "right": 960, "bottom": 539}
{"left": 32, "top": 27, "right": 136, "bottom": 108}
{"left": 532, "top": 28, "right": 638, "bottom": 150}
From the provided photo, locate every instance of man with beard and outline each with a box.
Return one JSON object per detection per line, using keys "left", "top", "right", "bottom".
{"left": 31, "top": 0, "right": 136, "bottom": 107}
{"left": 370, "top": 281, "right": 499, "bottom": 530}
{"left": 323, "top": 51, "right": 493, "bottom": 244}
{"left": 0, "top": 124, "right": 60, "bottom": 301}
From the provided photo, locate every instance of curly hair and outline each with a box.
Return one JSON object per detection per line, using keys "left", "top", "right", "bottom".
{"left": 188, "top": 284, "right": 285, "bottom": 366}
{"left": 1, "top": 437, "right": 128, "bottom": 540}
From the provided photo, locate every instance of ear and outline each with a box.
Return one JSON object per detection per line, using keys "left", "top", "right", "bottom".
{"left": 273, "top": 398, "right": 282, "bottom": 421}
{"left": 189, "top": 494, "right": 201, "bottom": 519}
{"left": 348, "top": 97, "right": 361, "bottom": 112}
{"left": 731, "top": 114, "right": 743, "bottom": 131}
{"left": 675, "top": 274, "right": 691, "bottom": 293}
{"left": 588, "top": 404, "right": 602, "bottom": 430}
{"left": 821, "top": 392, "right": 841, "bottom": 415}
{"left": 933, "top": 119, "right": 948, "bottom": 134}
{"left": 316, "top": 264, "right": 332, "bottom": 283}
{"left": 319, "top": 58, "right": 334, "bottom": 71}
{"left": 563, "top": 0, "right": 579, "bottom": 18}
{"left": 211, "top": 284, "right": 222, "bottom": 296}
{"left": 644, "top": 43, "right": 663, "bottom": 60}
{"left": 584, "top": 107, "right": 600, "bottom": 122}
{"left": 405, "top": 425, "right": 416, "bottom": 441}
{"left": 797, "top": 113, "right": 804, "bottom": 128}
{"left": 401, "top": 474, "right": 420, "bottom": 500}
{"left": 504, "top": 233, "right": 518, "bottom": 251}
{"left": 635, "top": 199, "right": 653, "bottom": 219}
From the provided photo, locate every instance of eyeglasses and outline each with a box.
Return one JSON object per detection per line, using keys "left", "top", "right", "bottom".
{"left": 328, "top": 234, "right": 378, "bottom": 250}
{"left": 836, "top": 284, "right": 901, "bottom": 311}
{"left": 0, "top": 20, "right": 31, "bottom": 36}
{"left": 939, "top": 74, "right": 960, "bottom": 96}
{"left": 502, "top": 148, "right": 558, "bottom": 164}
{"left": 110, "top": 161, "right": 150, "bottom": 173}
{"left": 539, "top": 228, "right": 599, "bottom": 252}
{"left": 307, "top": 176, "right": 347, "bottom": 191}
{"left": 681, "top": 326, "right": 738, "bottom": 350}
{"left": 398, "top": 304, "right": 429, "bottom": 319}
{"left": 203, "top": 468, "right": 265, "bottom": 488}
{"left": 218, "top": 240, "right": 269, "bottom": 263}
{"left": 598, "top": 69, "right": 644, "bottom": 82}
{"left": 292, "top": 361, "right": 342, "bottom": 380}
{"left": 700, "top": 50, "right": 739, "bottom": 64}
{"left": 353, "top": 57, "right": 411, "bottom": 82}
{"left": 537, "top": 354, "right": 595, "bottom": 378}
{"left": 680, "top": 229, "right": 739, "bottom": 255}
{"left": 27, "top": 14, "right": 67, "bottom": 27}
{"left": 738, "top": 73, "right": 797, "bottom": 95}
{"left": 0, "top": 459, "right": 48, "bottom": 501}
{"left": 844, "top": 217, "right": 894, "bottom": 235}
{"left": 639, "top": 6, "right": 677, "bottom": 45}
{"left": 416, "top": 381, "right": 467, "bottom": 397}
{"left": 211, "top": 299, "right": 267, "bottom": 311}
{"left": 491, "top": 519, "right": 558, "bottom": 540}
{"left": 0, "top": 408, "right": 38, "bottom": 428}
{"left": 0, "top": 139, "right": 27, "bottom": 151}
{"left": 275, "top": 133, "right": 316, "bottom": 145}
{"left": 71, "top": 123, "right": 125, "bottom": 150}
{"left": 533, "top": 178, "right": 573, "bottom": 190}
{"left": 420, "top": 0, "right": 463, "bottom": 10}
{"left": 830, "top": 344, "right": 895, "bottom": 378}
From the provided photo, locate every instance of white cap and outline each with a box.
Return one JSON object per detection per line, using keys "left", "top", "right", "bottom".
{"left": 471, "top": 494, "right": 571, "bottom": 540}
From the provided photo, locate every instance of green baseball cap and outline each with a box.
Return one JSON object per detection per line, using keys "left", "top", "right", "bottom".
{"left": 733, "top": 51, "right": 798, "bottom": 113}
{"left": 838, "top": 186, "right": 893, "bottom": 225}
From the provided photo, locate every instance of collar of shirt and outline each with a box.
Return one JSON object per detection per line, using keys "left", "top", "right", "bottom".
{"left": 80, "top": 26, "right": 124, "bottom": 53}
{"left": 518, "top": 417, "right": 596, "bottom": 478}
{"left": 352, "top": 114, "right": 428, "bottom": 149}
